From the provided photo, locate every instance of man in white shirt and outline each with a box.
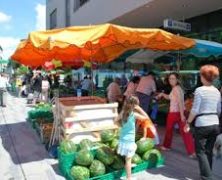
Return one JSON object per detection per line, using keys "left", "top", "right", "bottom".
{"left": 0, "top": 73, "right": 8, "bottom": 107}
{"left": 136, "top": 72, "right": 156, "bottom": 113}
{"left": 81, "top": 76, "right": 93, "bottom": 96}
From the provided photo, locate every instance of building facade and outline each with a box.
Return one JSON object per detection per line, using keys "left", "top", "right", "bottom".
{"left": 47, "top": 0, "right": 222, "bottom": 29}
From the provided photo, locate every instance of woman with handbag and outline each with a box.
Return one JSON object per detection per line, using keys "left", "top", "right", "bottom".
{"left": 185, "top": 65, "right": 221, "bottom": 180}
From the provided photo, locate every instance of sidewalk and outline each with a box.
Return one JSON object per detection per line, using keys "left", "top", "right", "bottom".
{"left": 0, "top": 93, "right": 222, "bottom": 180}
{"left": 0, "top": 93, "right": 64, "bottom": 180}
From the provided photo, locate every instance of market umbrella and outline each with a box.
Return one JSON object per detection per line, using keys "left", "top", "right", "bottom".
{"left": 126, "top": 49, "right": 169, "bottom": 64}
{"left": 11, "top": 23, "right": 195, "bottom": 67}
{"left": 181, "top": 39, "right": 222, "bottom": 58}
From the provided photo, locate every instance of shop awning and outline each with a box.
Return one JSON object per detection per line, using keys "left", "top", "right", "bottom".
{"left": 126, "top": 49, "right": 169, "bottom": 64}
{"left": 11, "top": 23, "right": 195, "bottom": 67}
{"left": 181, "top": 39, "right": 222, "bottom": 58}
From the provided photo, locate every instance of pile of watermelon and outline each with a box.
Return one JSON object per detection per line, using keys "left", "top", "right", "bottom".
{"left": 59, "top": 130, "right": 163, "bottom": 180}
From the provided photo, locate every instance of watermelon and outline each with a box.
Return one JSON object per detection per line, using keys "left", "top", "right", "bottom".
{"left": 111, "top": 155, "right": 125, "bottom": 170}
{"left": 101, "top": 130, "right": 115, "bottom": 143}
{"left": 70, "top": 166, "right": 90, "bottom": 180}
{"left": 115, "top": 128, "right": 121, "bottom": 138}
{"left": 96, "top": 147, "right": 115, "bottom": 165}
{"left": 110, "top": 138, "right": 119, "bottom": 150}
{"left": 89, "top": 160, "right": 106, "bottom": 177}
{"left": 79, "top": 139, "right": 93, "bottom": 150}
{"left": 143, "top": 149, "right": 162, "bottom": 165}
{"left": 75, "top": 150, "right": 94, "bottom": 166}
{"left": 59, "top": 139, "right": 78, "bottom": 154}
{"left": 132, "top": 154, "right": 143, "bottom": 164}
{"left": 136, "top": 138, "right": 154, "bottom": 155}
{"left": 135, "top": 134, "right": 143, "bottom": 141}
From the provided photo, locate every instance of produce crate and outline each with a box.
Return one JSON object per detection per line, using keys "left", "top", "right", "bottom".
{"left": 66, "top": 156, "right": 164, "bottom": 180}
{"left": 35, "top": 122, "right": 53, "bottom": 143}
{"left": 56, "top": 96, "right": 119, "bottom": 143}
{"left": 58, "top": 147, "right": 98, "bottom": 179}
{"left": 58, "top": 147, "right": 164, "bottom": 180}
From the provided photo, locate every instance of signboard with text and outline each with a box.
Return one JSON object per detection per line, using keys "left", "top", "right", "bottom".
{"left": 164, "top": 19, "right": 191, "bottom": 32}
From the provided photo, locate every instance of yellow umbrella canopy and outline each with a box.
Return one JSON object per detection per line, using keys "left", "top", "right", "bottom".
{"left": 11, "top": 23, "right": 195, "bottom": 67}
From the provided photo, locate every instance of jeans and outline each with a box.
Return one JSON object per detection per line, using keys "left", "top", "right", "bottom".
{"left": 194, "top": 125, "right": 220, "bottom": 180}
{"left": 136, "top": 92, "right": 151, "bottom": 114}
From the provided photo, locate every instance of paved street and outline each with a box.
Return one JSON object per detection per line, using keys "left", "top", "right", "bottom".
{"left": 0, "top": 93, "right": 222, "bottom": 180}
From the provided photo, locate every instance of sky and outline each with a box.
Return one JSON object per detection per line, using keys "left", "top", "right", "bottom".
{"left": 0, "top": 0, "right": 46, "bottom": 59}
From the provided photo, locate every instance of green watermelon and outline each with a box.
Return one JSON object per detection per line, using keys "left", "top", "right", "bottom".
{"left": 110, "top": 138, "right": 119, "bottom": 150}
{"left": 96, "top": 147, "right": 115, "bottom": 165}
{"left": 135, "top": 134, "right": 143, "bottom": 141}
{"left": 70, "top": 166, "right": 90, "bottom": 180}
{"left": 59, "top": 139, "right": 78, "bottom": 154}
{"left": 111, "top": 155, "right": 125, "bottom": 170}
{"left": 89, "top": 160, "right": 106, "bottom": 177}
{"left": 75, "top": 150, "right": 94, "bottom": 166}
{"left": 143, "top": 149, "right": 162, "bottom": 165}
{"left": 79, "top": 139, "right": 93, "bottom": 150}
{"left": 132, "top": 154, "right": 143, "bottom": 164}
{"left": 136, "top": 138, "right": 154, "bottom": 155}
{"left": 115, "top": 128, "right": 121, "bottom": 138}
{"left": 101, "top": 130, "right": 115, "bottom": 143}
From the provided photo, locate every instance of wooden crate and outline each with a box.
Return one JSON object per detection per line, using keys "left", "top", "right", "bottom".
{"left": 56, "top": 96, "right": 119, "bottom": 143}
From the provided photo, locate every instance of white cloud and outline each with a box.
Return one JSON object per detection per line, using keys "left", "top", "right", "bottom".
{"left": 35, "top": 3, "right": 46, "bottom": 30}
{"left": 0, "top": 37, "right": 20, "bottom": 59}
{"left": 0, "top": 11, "right": 11, "bottom": 23}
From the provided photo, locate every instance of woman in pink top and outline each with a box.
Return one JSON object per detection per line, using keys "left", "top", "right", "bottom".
{"left": 157, "top": 72, "right": 195, "bottom": 157}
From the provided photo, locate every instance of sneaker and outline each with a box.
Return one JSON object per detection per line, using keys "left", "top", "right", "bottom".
{"left": 132, "top": 163, "right": 137, "bottom": 167}
{"left": 189, "top": 153, "right": 196, "bottom": 159}
{"left": 120, "top": 177, "right": 137, "bottom": 180}
{"left": 160, "top": 146, "right": 171, "bottom": 151}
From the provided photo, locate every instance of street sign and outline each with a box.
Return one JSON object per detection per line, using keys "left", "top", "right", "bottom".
{"left": 164, "top": 19, "right": 191, "bottom": 32}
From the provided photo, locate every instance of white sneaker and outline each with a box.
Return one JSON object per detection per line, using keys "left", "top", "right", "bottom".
{"left": 120, "top": 176, "right": 137, "bottom": 180}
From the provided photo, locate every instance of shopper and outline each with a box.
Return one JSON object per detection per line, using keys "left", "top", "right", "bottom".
{"left": 117, "top": 96, "right": 148, "bottom": 180}
{"left": 136, "top": 72, "right": 156, "bottom": 113}
{"left": 0, "top": 73, "right": 8, "bottom": 107}
{"left": 157, "top": 72, "right": 195, "bottom": 156}
{"left": 31, "top": 71, "right": 42, "bottom": 104}
{"left": 107, "top": 77, "right": 122, "bottom": 103}
{"left": 184, "top": 65, "right": 221, "bottom": 180}
{"left": 41, "top": 76, "right": 50, "bottom": 102}
{"left": 81, "top": 76, "right": 93, "bottom": 96}
{"left": 124, "top": 76, "right": 140, "bottom": 99}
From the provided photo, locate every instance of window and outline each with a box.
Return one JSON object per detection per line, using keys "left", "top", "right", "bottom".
{"left": 74, "top": 0, "right": 89, "bottom": 12}
{"left": 80, "top": 0, "right": 89, "bottom": 6}
{"left": 50, "top": 9, "right": 57, "bottom": 29}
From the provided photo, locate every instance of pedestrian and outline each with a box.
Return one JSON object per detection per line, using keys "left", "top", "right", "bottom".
{"left": 157, "top": 72, "right": 195, "bottom": 157}
{"left": 107, "top": 77, "right": 122, "bottom": 103}
{"left": 41, "top": 76, "right": 50, "bottom": 102}
{"left": 124, "top": 76, "right": 140, "bottom": 99}
{"left": 0, "top": 73, "right": 8, "bottom": 107}
{"left": 81, "top": 76, "right": 93, "bottom": 96}
{"left": 184, "top": 65, "right": 221, "bottom": 180}
{"left": 31, "top": 71, "right": 42, "bottom": 104}
{"left": 117, "top": 96, "right": 148, "bottom": 180}
{"left": 120, "top": 74, "right": 128, "bottom": 90}
{"left": 136, "top": 72, "right": 156, "bottom": 113}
